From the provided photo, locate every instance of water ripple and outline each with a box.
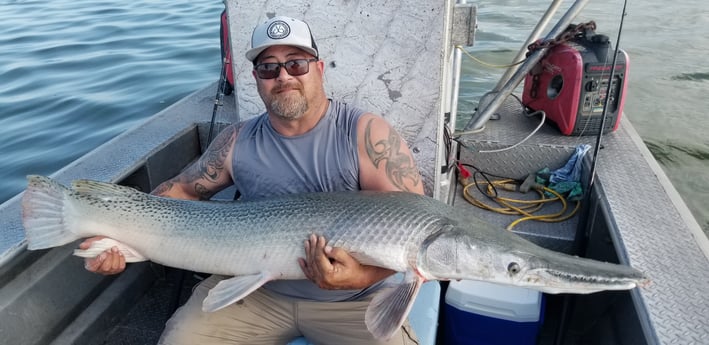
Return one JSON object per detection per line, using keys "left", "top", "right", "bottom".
{"left": 646, "top": 140, "right": 709, "bottom": 165}
{"left": 671, "top": 72, "right": 709, "bottom": 82}
{"left": 0, "top": 0, "right": 223, "bottom": 203}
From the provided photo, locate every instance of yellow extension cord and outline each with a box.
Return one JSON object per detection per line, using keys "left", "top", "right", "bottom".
{"left": 460, "top": 178, "right": 581, "bottom": 231}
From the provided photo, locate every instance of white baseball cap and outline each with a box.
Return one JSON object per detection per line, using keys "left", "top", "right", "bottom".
{"left": 245, "top": 16, "right": 319, "bottom": 62}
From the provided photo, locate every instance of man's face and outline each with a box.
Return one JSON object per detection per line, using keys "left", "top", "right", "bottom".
{"left": 253, "top": 45, "right": 324, "bottom": 120}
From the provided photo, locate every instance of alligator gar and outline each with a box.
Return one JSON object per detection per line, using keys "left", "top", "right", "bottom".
{"left": 21, "top": 175, "right": 648, "bottom": 339}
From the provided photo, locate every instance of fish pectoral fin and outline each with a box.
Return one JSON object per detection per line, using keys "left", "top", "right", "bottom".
{"left": 365, "top": 270, "right": 424, "bottom": 340}
{"left": 73, "top": 238, "right": 147, "bottom": 262}
{"left": 202, "top": 272, "right": 270, "bottom": 312}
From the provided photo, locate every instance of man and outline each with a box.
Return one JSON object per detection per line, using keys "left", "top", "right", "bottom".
{"left": 82, "top": 16, "right": 423, "bottom": 344}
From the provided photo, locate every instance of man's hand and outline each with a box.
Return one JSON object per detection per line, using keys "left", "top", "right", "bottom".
{"left": 298, "top": 234, "right": 394, "bottom": 290}
{"left": 80, "top": 236, "right": 126, "bottom": 275}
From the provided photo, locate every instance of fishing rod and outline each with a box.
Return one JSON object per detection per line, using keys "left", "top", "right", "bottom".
{"left": 207, "top": 55, "right": 231, "bottom": 145}
{"left": 555, "top": 2, "right": 630, "bottom": 344}
{"left": 587, "top": 15, "right": 628, "bottom": 188}
{"left": 554, "top": 0, "right": 628, "bottom": 345}
{"left": 575, "top": 0, "right": 630, "bottom": 255}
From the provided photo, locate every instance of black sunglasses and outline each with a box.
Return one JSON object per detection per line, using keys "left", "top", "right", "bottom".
{"left": 254, "top": 58, "right": 318, "bottom": 79}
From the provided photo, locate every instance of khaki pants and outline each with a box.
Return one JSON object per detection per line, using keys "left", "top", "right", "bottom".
{"left": 158, "top": 275, "right": 419, "bottom": 345}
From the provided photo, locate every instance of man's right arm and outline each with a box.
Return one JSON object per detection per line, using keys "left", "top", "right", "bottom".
{"left": 82, "top": 124, "right": 240, "bottom": 275}
{"left": 153, "top": 124, "right": 238, "bottom": 200}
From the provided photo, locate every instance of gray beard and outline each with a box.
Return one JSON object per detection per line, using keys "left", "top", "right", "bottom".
{"left": 269, "top": 93, "right": 308, "bottom": 121}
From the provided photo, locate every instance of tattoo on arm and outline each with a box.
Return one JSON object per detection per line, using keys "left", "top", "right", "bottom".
{"left": 200, "top": 125, "right": 235, "bottom": 180}
{"left": 151, "top": 181, "right": 173, "bottom": 197}
{"left": 154, "top": 125, "right": 238, "bottom": 200}
{"left": 364, "top": 118, "right": 421, "bottom": 192}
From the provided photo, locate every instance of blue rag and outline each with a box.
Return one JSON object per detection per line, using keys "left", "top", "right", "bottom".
{"left": 550, "top": 144, "right": 591, "bottom": 184}
{"left": 537, "top": 144, "right": 591, "bottom": 201}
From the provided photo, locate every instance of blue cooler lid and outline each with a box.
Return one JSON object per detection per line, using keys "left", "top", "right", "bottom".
{"left": 445, "top": 280, "right": 542, "bottom": 323}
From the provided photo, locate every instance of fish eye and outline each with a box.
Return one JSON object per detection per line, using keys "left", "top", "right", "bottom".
{"left": 508, "top": 262, "right": 521, "bottom": 275}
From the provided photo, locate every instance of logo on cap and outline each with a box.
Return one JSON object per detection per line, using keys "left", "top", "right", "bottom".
{"left": 267, "top": 21, "right": 290, "bottom": 39}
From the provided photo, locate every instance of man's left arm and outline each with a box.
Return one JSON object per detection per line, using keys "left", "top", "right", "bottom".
{"left": 356, "top": 113, "right": 424, "bottom": 194}
{"left": 299, "top": 113, "right": 424, "bottom": 290}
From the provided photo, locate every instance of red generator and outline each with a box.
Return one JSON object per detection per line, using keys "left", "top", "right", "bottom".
{"left": 522, "top": 31, "right": 629, "bottom": 136}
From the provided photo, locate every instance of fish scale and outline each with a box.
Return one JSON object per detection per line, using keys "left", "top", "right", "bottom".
{"left": 101, "top": 189, "right": 429, "bottom": 276}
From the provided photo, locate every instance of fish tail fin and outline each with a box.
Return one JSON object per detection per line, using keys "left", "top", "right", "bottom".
{"left": 21, "top": 175, "right": 81, "bottom": 250}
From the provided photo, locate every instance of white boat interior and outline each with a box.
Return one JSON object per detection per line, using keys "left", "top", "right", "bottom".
{"left": 1, "top": 0, "right": 707, "bottom": 344}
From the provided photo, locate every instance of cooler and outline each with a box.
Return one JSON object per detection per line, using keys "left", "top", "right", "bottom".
{"left": 443, "top": 280, "right": 544, "bottom": 345}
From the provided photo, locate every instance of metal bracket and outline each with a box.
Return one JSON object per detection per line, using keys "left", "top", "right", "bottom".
{"left": 452, "top": 3, "right": 476, "bottom": 47}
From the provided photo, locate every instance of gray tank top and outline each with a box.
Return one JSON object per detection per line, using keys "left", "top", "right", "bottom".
{"left": 232, "top": 100, "right": 381, "bottom": 301}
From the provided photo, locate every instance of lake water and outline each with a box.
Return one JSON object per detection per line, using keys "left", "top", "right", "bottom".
{"left": 1, "top": 0, "right": 707, "bottom": 235}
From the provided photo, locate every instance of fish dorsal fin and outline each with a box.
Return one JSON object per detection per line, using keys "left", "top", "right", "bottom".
{"left": 73, "top": 238, "right": 148, "bottom": 263}
{"left": 71, "top": 179, "right": 143, "bottom": 197}
{"left": 202, "top": 272, "right": 271, "bottom": 312}
{"left": 365, "top": 270, "right": 424, "bottom": 340}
